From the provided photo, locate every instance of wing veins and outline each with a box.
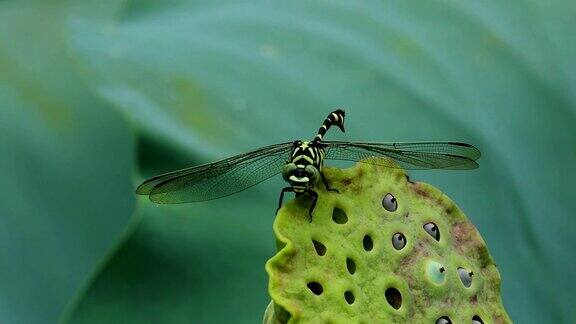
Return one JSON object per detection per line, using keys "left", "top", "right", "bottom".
{"left": 323, "top": 141, "right": 480, "bottom": 170}
{"left": 136, "top": 142, "right": 292, "bottom": 202}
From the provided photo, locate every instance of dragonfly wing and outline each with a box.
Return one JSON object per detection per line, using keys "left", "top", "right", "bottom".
{"left": 323, "top": 141, "right": 480, "bottom": 170}
{"left": 136, "top": 142, "right": 293, "bottom": 203}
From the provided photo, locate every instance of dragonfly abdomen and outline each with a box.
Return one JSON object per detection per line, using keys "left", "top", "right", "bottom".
{"left": 313, "top": 109, "right": 345, "bottom": 142}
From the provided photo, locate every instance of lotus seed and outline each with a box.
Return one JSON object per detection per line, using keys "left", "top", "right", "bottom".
{"left": 436, "top": 316, "right": 452, "bottom": 324}
{"left": 423, "top": 222, "right": 440, "bottom": 241}
{"left": 458, "top": 267, "right": 474, "bottom": 288}
{"left": 392, "top": 233, "right": 407, "bottom": 250}
{"left": 382, "top": 193, "right": 398, "bottom": 211}
{"left": 426, "top": 260, "right": 446, "bottom": 285}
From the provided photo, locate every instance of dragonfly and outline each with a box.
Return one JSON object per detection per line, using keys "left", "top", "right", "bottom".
{"left": 136, "top": 109, "right": 480, "bottom": 222}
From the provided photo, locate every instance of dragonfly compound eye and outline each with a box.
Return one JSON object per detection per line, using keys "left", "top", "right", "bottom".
{"left": 282, "top": 163, "right": 299, "bottom": 181}
{"left": 304, "top": 165, "right": 320, "bottom": 182}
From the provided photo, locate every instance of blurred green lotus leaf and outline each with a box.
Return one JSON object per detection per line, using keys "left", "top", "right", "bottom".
{"left": 0, "top": 2, "right": 134, "bottom": 324}
{"left": 59, "top": 1, "right": 576, "bottom": 323}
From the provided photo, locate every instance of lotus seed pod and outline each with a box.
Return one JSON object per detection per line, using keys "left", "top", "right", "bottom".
{"left": 264, "top": 158, "right": 511, "bottom": 323}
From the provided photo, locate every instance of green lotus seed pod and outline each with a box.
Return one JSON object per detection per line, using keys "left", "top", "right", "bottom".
{"left": 264, "top": 158, "right": 510, "bottom": 323}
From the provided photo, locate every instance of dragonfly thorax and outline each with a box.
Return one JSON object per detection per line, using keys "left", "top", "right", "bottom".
{"left": 288, "top": 140, "right": 325, "bottom": 166}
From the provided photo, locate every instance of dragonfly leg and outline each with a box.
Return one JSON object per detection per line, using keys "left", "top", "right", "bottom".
{"left": 307, "top": 190, "right": 318, "bottom": 223}
{"left": 321, "top": 171, "right": 339, "bottom": 193}
{"left": 276, "top": 187, "right": 294, "bottom": 215}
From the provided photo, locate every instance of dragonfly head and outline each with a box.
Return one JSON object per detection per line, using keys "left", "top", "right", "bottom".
{"left": 282, "top": 162, "right": 320, "bottom": 188}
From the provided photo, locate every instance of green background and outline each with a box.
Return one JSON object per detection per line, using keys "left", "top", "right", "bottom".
{"left": 1, "top": 0, "right": 574, "bottom": 323}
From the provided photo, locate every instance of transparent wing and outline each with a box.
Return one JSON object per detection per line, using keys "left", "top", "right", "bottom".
{"left": 323, "top": 141, "right": 481, "bottom": 170}
{"left": 136, "top": 142, "right": 293, "bottom": 203}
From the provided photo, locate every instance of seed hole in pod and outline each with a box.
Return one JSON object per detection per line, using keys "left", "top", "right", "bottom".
{"left": 384, "top": 287, "right": 402, "bottom": 310}
{"left": 472, "top": 315, "right": 484, "bottom": 324}
{"left": 363, "top": 234, "right": 373, "bottom": 251}
{"left": 423, "top": 222, "right": 440, "bottom": 241}
{"left": 307, "top": 282, "right": 323, "bottom": 295}
{"left": 436, "top": 316, "right": 452, "bottom": 324}
{"left": 392, "top": 233, "right": 407, "bottom": 250}
{"left": 346, "top": 258, "right": 356, "bottom": 275}
{"left": 458, "top": 267, "right": 474, "bottom": 288}
{"left": 332, "top": 207, "right": 348, "bottom": 224}
{"left": 312, "top": 240, "right": 326, "bottom": 256}
{"left": 426, "top": 260, "right": 446, "bottom": 285}
{"left": 382, "top": 193, "right": 398, "bottom": 212}
{"left": 344, "top": 291, "right": 355, "bottom": 304}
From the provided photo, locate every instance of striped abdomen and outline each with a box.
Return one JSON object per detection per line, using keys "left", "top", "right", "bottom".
{"left": 313, "top": 109, "right": 346, "bottom": 142}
